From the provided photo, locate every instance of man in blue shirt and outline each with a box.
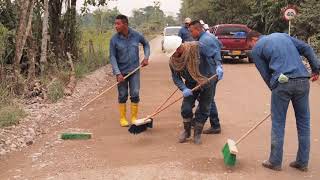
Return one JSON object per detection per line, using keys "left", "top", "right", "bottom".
{"left": 250, "top": 32, "right": 320, "bottom": 171}
{"left": 109, "top": 15, "right": 150, "bottom": 127}
{"left": 170, "top": 20, "right": 223, "bottom": 145}
{"left": 178, "top": 17, "right": 194, "bottom": 43}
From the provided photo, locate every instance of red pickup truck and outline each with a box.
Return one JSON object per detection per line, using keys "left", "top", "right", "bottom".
{"left": 211, "top": 24, "right": 255, "bottom": 63}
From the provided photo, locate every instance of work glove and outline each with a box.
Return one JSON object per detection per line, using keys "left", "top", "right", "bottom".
{"left": 216, "top": 65, "right": 224, "bottom": 80}
{"left": 182, "top": 88, "right": 193, "bottom": 97}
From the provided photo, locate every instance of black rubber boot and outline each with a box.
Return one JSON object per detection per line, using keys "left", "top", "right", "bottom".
{"left": 203, "top": 126, "right": 221, "bottom": 134}
{"left": 194, "top": 122, "right": 204, "bottom": 145}
{"left": 178, "top": 118, "right": 192, "bottom": 143}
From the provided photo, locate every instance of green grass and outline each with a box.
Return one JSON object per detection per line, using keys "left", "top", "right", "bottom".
{"left": 0, "top": 106, "right": 26, "bottom": 128}
{"left": 77, "top": 29, "right": 111, "bottom": 78}
{"left": 0, "top": 85, "right": 26, "bottom": 128}
{"left": 47, "top": 80, "right": 64, "bottom": 103}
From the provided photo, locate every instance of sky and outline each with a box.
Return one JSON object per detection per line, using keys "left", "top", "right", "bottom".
{"left": 76, "top": 0, "right": 182, "bottom": 17}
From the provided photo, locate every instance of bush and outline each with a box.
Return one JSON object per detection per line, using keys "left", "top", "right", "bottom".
{"left": 0, "top": 105, "right": 26, "bottom": 128}
{"left": 47, "top": 80, "right": 64, "bottom": 103}
{"left": 0, "top": 84, "right": 11, "bottom": 107}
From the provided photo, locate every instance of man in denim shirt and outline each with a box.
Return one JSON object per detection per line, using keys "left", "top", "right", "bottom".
{"left": 109, "top": 15, "right": 150, "bottom": 127}
{"left": 178, "top": 17, "right": 194, "bottom": 43}
{"left": 250, "top": 32, "right": 320, "bottom": 171}
{"left": 171, "top": 20, "right": 223, "bottom": 145}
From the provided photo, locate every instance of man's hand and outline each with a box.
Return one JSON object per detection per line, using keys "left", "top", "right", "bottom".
{"left": 311, "top": 72, "right": 319, "bottom": 82}
{"left": 141, "top": 58, "right": 149, "bottom": 67}
{"left": 216, "top": 65, "right": 224, "bottom": 80}
{"left": 116, "top": 74, "right": 125, "bottom": 83}
{"left": 182, "top": 88, "right": 193, "bottom": 97}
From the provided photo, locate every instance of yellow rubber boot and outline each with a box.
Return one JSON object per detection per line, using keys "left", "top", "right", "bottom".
{"left": 131, "top": 103, "right": 139, "bottom": 123}
{"left": 119, "top": 103, "right": 129, "bottom": 127}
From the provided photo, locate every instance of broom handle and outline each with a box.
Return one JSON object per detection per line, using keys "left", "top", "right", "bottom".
{"left": 144, "top": 88, "right": 179, "bottom": 120}
{"left": 80, "top": 65, "right": 142, "bottom": 110}
{"left": 154, "top": 88, "right": 179, "bottom": 113}
{"left": 147, "top": 75, "right": 218, "bottom": 119}
{"left": 235, "top": 113, "right": 271, "bottom": 145}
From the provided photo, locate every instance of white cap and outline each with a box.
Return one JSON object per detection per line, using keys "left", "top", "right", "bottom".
{"left": 163, "top": 36, "right": 182, "bottom": 57}
{"left": 203, "top": 24, "right": 209, "bottom": 30}
{"left": 200, "top": 20, "right": 205, "bottom": 25}
{"left": 184, "top": 17, "right": 192, "bottom": 24}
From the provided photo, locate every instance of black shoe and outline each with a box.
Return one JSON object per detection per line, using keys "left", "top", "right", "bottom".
{"left": 262, "top": 160, "right": 282, "bottom": 171}
{"left": 203, "top": 126, "right": 221, "bottom": 134}
{"left": 178, "top": 120, "right": 191, "bottom": 143}
{"left": 289, "top": 161, "right": 308, "bottom": 172}
{"left": 194, "top": 122, "right": 204, "bottom": 145}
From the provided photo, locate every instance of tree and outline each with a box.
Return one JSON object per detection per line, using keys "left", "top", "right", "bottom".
{"left": 13, "top": 0, "right": 35, "bottom": 81}
{"left": 40, "top": 0, "right": 49, "bottom": 74}
{"left": 293, "top": 0, "right": 320, "bottom": 41}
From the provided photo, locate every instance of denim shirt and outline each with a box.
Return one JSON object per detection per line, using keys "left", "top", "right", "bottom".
{"left": 170, "top": 32, "right": 222, "bottom": 91}
{"left": 198, "top": 31, "right": 222, "bottom": 76}
{"left": 178, "top": 26, "right": 194, "bottom": 43}
{"left": 109, "top": 28, "right": 150, "bottom": 75}
{"left": 252, "top": 33, "right": 320, "bottom": 89}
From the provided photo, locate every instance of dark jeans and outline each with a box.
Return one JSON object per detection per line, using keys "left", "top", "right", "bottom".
{"left": 269, "top": 78, "right": 310, "bottom": 166}
{"left": 117, "top": 71, "right": 140, "bottom": 103}
{"left": 209, "top": 81, "right": 220, "bottom": 128}
{"left": 181, "top": 81, "right": 214, "bottom": 124}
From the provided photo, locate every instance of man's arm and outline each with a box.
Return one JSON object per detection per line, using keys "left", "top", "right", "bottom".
{"left": 139, "top": 34, "right": 150, "bottom": 60}
{"left": 290, "top": 36, "right": 320, "bottom": 74}
{"left": 109, "top": 38, "right": 121, "bottom": 75}
{"left": 252, "top": 47, "right": 272, "bottom": 89}
{"left": 178, "top": 28, "right": 184, "bottom": 43}
{"left": 199, "top": 37, "right": 222, "bottom": 66}
{"left": 170, "top": 65, "right": 187, "bottom": 91}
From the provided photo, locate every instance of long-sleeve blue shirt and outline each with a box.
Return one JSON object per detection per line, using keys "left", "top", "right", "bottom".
{"left": 178, "top": 25, "right": 194, "bottom": 43}
{"left": 252, "top": 33, "right": 320, "bottom": 89}
{"left": 109, "top": 28, "right": 150, "bottom": 75}
{"left": 171, "top": 31, "right": 222, "bottom": 91}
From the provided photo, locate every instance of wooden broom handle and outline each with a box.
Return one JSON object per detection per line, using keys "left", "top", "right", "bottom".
{"left": 80, "top": 65, "right": 142, "bottom": 110}
{"left": 154, "top": 88, "right": 179, "bottom": 113}
{"left": 146, "top": 74, "right": 218, "bottom": 119}
{"left": 235, "top": 113, "right": 271, "bottom": 145}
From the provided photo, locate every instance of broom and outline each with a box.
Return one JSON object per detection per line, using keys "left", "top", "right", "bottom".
{"left": 128, "top": 74, "right": 218, "bottom": 134}
{"left": 128, "top": 88, "right": 179, "bottom": 134}
{"left": 80, "top": 65, "right": 142, "bottom": 111}
{"left": 222, "top": 113, "right": 271, "bottom": 166}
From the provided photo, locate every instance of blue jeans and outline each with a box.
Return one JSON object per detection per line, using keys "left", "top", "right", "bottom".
{"left": 195, "top": 81, "right": 220, "bottom": 127}
{"left": 117, "top": 71, "right": 140, "bottom": 103}
{"left": 209, "top": 81, "right": 220, "bottom": 128}
{"left": 269, "top": 78, "right": 310, "bottom": 166}
{"left": 181, "top": 81, "right": 214, "bottom": 124}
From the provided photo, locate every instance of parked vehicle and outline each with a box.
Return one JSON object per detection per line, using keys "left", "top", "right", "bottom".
{"left": 161, "top": 26, "right": 181, "bottom": 53}
{"left": 211, "top": 24, "right": 255, "bottom": 63}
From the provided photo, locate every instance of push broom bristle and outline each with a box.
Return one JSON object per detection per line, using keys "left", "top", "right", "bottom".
{"left": 128, "top": 118, "right": 153, "bottom": 135}
{"left": 60, "top": 132, "right": 92, "bottom": 140}
{"left": 222, "top": 139, "right": 238, "bottom": 166}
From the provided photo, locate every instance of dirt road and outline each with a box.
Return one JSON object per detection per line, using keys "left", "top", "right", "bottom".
{"left": 1, "top": 36, "right": 319, "bottom": 180}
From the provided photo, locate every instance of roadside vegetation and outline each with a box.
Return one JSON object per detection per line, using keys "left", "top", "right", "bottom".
{"left": 0, "top": 0, "right": 177, "bottom": 128}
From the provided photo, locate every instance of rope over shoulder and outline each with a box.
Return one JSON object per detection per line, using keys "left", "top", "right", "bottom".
{"left": 169, "top": 42, "right": 207, "bottom": 85}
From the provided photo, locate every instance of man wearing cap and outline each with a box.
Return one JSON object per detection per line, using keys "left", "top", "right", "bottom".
{"left": 178, "top": 17, "right": 194, "bottom": 43}
{"left": 249, "top": 32, "right": 320, "bottom": 171}
{"left": 169, "top": 20, "right": 223, "bottom": 145}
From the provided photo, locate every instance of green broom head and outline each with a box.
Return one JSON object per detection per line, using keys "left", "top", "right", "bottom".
{"left": 61, "top": 132, "right": 92, "bottom": 140}
{"left": 222, "top": 139, "right": 238, "bottom": 166}
{"left": 128, "top": 118, "right": 153, "bottom": 135}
